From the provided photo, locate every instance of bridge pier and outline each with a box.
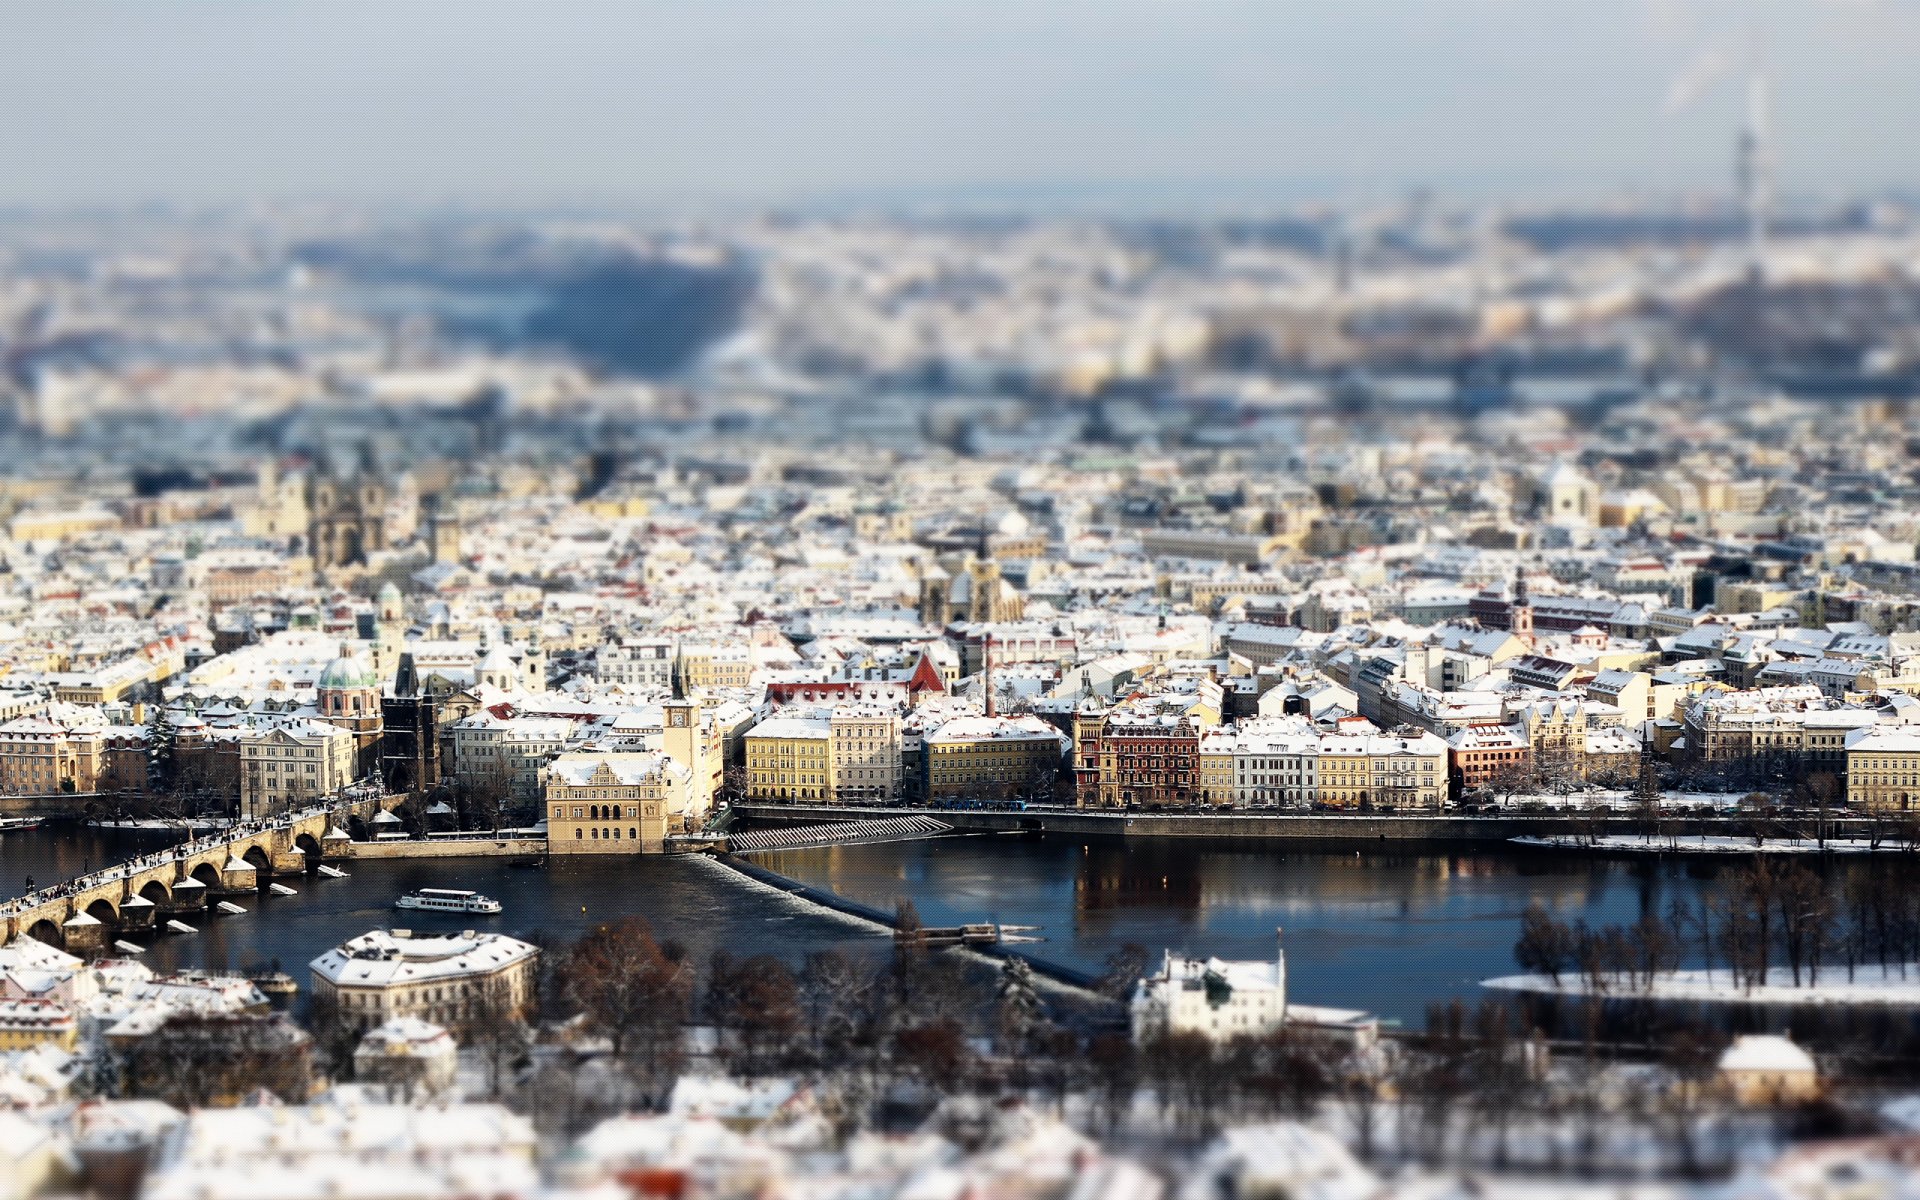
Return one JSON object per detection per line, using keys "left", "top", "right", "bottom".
{"left": 119, "top": 895, "right": 156, "bottom": 930}
{"left": 217, "top": 856, "right": 259, "bottom": 896}
{"left": 168, "top": 878, "right": 208, "bottom": 911}
{"left": 62, "top": 910, "right": 107, "bottom": 954}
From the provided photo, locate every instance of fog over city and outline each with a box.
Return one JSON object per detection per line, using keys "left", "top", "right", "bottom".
{"left": 8, "top": 5, "right": 1920, "bottom": 1200}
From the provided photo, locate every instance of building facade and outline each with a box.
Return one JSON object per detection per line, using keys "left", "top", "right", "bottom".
{"left": 309, "top": 929, "right": 539, "bottom": 1038}
{"left": 544, "top": 751, "right": 694, "bottom": 853}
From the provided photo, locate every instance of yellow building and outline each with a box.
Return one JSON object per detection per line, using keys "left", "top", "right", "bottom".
{"left": 677, "top": 642, "right": 755, "bottom": 694}
{"left": 1315, "top": 727, "right": 1448, "bottom": 810}
{"left": 544, "top": 751, "right": 693, "bottom": 853}
{"left": 0, "top": 998, "right": 78, "bottom": 1051}
{"left": 1198, "top": 729, "right": 1235, "bottom": 808}
{"left": 923, "top": 714, "right": 1068, "bottom": 802}
{"left": 0, "top": 717, "right": 104, "bottom": 796}
{"left": 745, "top": 714, "right": 834, "bottom": 800}
{"left": 1845, "top": 726, "right": 1920, "bottom": 811}
{"left": 8, "top": 507, "right": 120, "bottom": 542}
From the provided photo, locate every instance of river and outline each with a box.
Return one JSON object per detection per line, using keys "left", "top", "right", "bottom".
{"left": 0, "top": 824, "right": 885, "bottom": 990}
{"left": 0, "top": 823, "right": 1777, "bottom": 1024}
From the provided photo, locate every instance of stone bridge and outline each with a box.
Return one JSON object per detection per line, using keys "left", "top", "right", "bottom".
{"left": 1, "top": 794, "right": 403, "bottom": 953}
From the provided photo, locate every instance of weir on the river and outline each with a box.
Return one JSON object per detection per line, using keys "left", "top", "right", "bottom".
{"left": 0, "top": 793, "right": 405, "bottom": 952}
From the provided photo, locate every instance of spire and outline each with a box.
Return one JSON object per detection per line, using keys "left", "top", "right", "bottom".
{"left": 395, "top": 652, "right": 419, "bottom": 698}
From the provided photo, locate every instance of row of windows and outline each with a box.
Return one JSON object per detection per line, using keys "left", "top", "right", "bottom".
{"left": 574, "top": 827, "right": 638, "bottom": 841}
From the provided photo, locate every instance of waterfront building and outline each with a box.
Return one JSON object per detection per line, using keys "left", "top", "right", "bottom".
{"left": 1717, "top": 1034, "right": 1821, "bottom": 1106}
{"left": 309, "top": 929, "right": 539, "bottom": 1036}
{"left": 828, "top": 703, "right": 902, "bottom": 803}
{"left": 450, "top": 713, "right": 572, "bottom": 805}
{"left": 1844, "top": 725, "right": 1920, "bottom": 810}
{"left": 1447, "top": 722, "right": 1530, "bottom": 793}
{"left": 923, "top": 712, "right": 1069, "bottom": 803}
{"left": 0, "top": 715, "right": 105, "bottom": 796}
{"left": 238, "top": 720, "right": 356, "bottom": 819}
{"left": 1131, "top": 943, "right": 1287, "bottom": 1043}
{"left": 544, "top": 750, "right": 695, "bottom": 852}
{"left": 744, "top": 711, "right": 834, "bottom": 801}
{"left": 1229, "top": 720, "right": 1321, "bottom": 808}
{"left": 315, "top": 642, "right": 384, "bottom": 779}
{"left": 1080, "top": 710, "right": 1201, "bottom": 809}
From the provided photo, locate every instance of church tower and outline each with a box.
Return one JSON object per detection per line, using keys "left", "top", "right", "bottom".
{"left": 1510, "top": 571, "right": 1535, "bottom": 648}
{"left": 428, "top": 505, "right": 463, "bottom": 565}
{"left": 374, "top": 581, "right": 405, "bottom": 680}
{"left": 381, "top": 651, "right": 441, "bottom": 796}
{"left": 317, "top": 642, "right": 383, "bottom": 779}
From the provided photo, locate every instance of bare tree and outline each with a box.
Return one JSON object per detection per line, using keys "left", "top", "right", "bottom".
{"left": 555, "top": 917, "right": 691, "bottom": 1100}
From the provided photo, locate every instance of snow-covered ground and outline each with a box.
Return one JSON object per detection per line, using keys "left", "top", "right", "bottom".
{"left": 1511, "top": 833, "right": 1891, "bottom": 855}
{"left": 1484, "top": 963, "right": 1920, "bottom": 1007}
{"left": 1485, "top": 788, "right": 1786, "bottom": 812}
{"left": 84, "top": 817, "right": 232, "bottom": 832}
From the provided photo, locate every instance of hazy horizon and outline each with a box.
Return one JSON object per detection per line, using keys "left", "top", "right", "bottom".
{"left": 4, "top": 0, "right": 1918, "bottom": 212}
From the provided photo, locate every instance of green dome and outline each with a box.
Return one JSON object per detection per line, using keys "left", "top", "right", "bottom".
{"left": 318, "top": 643, "right": 377, "bottom": 691}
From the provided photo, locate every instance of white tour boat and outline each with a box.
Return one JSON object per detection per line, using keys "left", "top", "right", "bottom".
{"left": 393, "top": 887, "right": 503, "bottom": 915}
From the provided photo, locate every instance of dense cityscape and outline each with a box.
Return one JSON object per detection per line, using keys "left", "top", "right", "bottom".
{"left": 12, "top": 3, "right": 1920, "bottom": 1197}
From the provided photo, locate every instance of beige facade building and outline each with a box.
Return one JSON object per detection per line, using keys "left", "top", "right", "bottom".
{"left": 1845, "top": 725, "right": 1920, "bottom": 811}
{"left": 240, "top": 720, "right": 356, "bottom": 819}
{"left": 544, "top": 750, "right": 695, "bottom": 853}
{"left": 829, "top": 704, "right": 902, "bottom": 802}
{"left": 0, "top": 717, "right": 104, "bottom": 796}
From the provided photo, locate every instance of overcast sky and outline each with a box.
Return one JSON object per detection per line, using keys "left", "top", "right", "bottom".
{"left": 2, "top": 0, "right": 1914, "bottom": 211}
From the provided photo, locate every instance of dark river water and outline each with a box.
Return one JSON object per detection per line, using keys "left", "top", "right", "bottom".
{"left": 0, "top": 824, "right": 884, "bottom": 987}
{"left": 0, "top": 823, "right": 1778, "bottom": 1024}
{"left": 756, "top": 834, "right": 1750, "bottom": 1023}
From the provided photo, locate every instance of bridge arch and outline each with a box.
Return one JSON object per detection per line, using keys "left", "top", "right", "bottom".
{"left": 191, "top": 862, "right": 223, "bottom": 889}
{"left": 139, "top": 879, "right": 171, "bottom": 905}
{"left": 347, "top": 815, "right": 369, "bottom": 841}
{"left": 85, "top": 897, "right": 117, "bottom": 924}
{"left": 25, "top": 918, "right": 62, "bottom": 948}
{"left": 243, "top": 845, "right": 273, "bottom": 876}
{"left": 295, "top": 832, "right": 324, "bottom": 863}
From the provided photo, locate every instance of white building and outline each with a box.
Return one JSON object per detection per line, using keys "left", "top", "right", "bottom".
{"left": 597, "top": 637, "right": 676, "bottom": 691}
{"left": 309, "top": 929, "right": 539, "bottom": 1037}
{"left": 1131, "top": 938, "right": 1288, "bottom": 1043}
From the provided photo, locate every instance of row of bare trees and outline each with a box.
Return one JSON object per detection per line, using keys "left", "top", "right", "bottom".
{"left": 1517, "top": 857, "right": 1920, "bottom": 1002}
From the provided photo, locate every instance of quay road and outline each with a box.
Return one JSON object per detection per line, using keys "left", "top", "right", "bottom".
{"left": 1, "top": 791, "right": 405, "bottom": 952}
{"left": 729, "top": 801, "right": 1885, "bottom": 844}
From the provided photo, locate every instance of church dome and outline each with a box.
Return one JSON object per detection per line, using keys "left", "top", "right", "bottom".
{"left": 318, "top": 643, "right": 377, "bottom": 691}
{"left": 376, "top": 581, "right": 402, "bottom": 604}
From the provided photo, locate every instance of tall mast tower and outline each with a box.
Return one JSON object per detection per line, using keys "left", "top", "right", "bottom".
{"left": 1736, "top": 71, "right": 1772, "bottom": 281}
